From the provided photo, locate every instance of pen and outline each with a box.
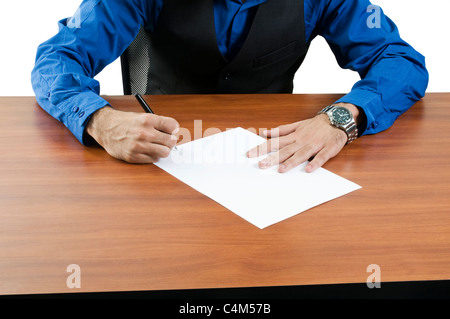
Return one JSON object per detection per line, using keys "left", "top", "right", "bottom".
{"left": 134, "top": 93, "right": 178, "bottom": 150}
{"left": 134, "top": 93, "right": 154, "bottom": 114}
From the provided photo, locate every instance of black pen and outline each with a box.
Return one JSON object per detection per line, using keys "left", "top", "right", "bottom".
{"left": 134, "top": 93, "right": 178, "bottom": 150}
{"left": 134, "top": 93, "right": 154, "bottom": 114}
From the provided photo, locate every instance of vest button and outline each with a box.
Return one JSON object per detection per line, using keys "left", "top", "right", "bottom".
{"left": 223, "top": 73, "right": 231, "bottom": 80}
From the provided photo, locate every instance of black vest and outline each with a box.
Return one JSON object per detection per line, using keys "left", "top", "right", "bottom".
{"left": 146, "top": 0, "right": 308, "bottom": 94}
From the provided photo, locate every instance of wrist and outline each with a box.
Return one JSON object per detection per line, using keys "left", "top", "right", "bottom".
{"left": 318, "top": 103, "right": 359, "bottom": 144}
{"left": 333, "top": 102, "right": 367, "bottom": 136}
{"left": 333, "top": 103, "right": 360, "bottom": 124}
{"left": 86, "top": 106, "right": 115, "bottom": 143}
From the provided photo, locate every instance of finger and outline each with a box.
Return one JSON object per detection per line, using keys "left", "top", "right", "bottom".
{"left": 247, "top": 139, "right": 278, "bottom": 158}
{"left": 263, "top": 122, "right": 300, "bottom": 138}
{"left": 125, "top": 141, "right": 172, "bottom": 163}
{"left": 305, "top": 129, "right": 347, "bottom": 172}
{"left": 258, "top": 142, "right": 300, "bottom": 169}
{"left": 278, "top": 144, "right": 321, "bottom": 173}
{"left": 247, "top": 136, "right": 294, "bottom": 158}
{"left": 124, "top": 153, "right": 157, "bottom": 164}
{"left": 305, "top": 145, "right": 341, "bottom": 173}
{"left": 143, "top": 142, "right": 173, "bottom": 159}
{"left": 134, "top": 127, "right": 177, "bottom": 149}
{"left": 120, "top": 147, "right": 158, "bottom": 164}
{"left": 150, "top": 115, "right": 180, "bottom": 135}
{"left": 150, "top": 130, "right": 178, "bottom": 149}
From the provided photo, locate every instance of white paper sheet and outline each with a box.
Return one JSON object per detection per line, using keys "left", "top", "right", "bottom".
{"left": 155, "top": 127, "right": 361, "bottom": 229}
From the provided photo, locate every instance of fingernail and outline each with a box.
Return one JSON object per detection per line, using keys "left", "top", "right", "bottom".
{"left": 259, "top": 160, "right": 270, "bottom": 168}
{"left": 305, "top": 164, "right": 314, "bottom": 173}
{"left": 262, "top": 130, "right": 268, "bottom": 136}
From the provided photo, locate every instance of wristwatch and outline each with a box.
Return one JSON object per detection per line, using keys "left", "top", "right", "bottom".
{"left": 318, "top": 105, "right": 358, "bottom": 144}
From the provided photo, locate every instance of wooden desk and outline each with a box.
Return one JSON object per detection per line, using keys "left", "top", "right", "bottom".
{"left": 0, "top": 93, "right": 449, "bottom": 297}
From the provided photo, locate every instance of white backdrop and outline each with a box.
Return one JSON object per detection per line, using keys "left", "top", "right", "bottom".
{"left": 0, "top": 0, "right": 448, "bottom": 96}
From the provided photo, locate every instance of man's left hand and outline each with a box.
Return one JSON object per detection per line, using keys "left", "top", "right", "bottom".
{"left": 246, "top": 103, "right": 360, "bottom": 173}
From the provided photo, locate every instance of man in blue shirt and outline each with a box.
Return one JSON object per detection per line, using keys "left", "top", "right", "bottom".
{"left": 32, "top": 0, "right": 428, "bottom": 173}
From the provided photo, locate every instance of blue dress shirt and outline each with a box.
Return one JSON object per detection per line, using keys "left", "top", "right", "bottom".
{"left": 31, "top": 0, "right": 429, "bottom": 145}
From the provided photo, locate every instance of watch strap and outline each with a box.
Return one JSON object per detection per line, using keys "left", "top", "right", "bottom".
{"left": 318, "top": 105, "right": 358, "bottom": 145}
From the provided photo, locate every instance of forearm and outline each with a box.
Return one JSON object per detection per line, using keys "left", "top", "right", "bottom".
{"left": 31, "top": 67, "right": 110, "bottom": 144}
{"left": 313, "top": 0, "right": 428, "bottom": 136}
{"left": 335, "top": 50, "right": 428, "bottom": 136}
{"left": 31, "top": 0, "right": 151, "bottom": 144}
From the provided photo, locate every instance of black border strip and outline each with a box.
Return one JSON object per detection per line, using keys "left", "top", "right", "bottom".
{"left": 2, "top": 280, "right": 450, "bottom": 299}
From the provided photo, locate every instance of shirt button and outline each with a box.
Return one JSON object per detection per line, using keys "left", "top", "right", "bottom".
{"left": 223, "top": 73, "right": 231, "bottom": 80}
{"left": 369, "top": 122, "right": 378, "bottom": 130}
{"left": 72, "top": 106, "right": 79, "bottom": 113}
{"left": 78, "top": 111, "right": 85, "bottom": 118}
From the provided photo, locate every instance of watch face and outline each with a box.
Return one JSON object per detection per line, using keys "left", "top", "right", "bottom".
{"left": 331, "top": 107, "right": 352, "bottom": 125}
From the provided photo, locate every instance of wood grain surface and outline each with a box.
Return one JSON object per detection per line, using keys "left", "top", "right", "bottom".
{"left": 0, "top": 93, "right": 449, "bottom": 295}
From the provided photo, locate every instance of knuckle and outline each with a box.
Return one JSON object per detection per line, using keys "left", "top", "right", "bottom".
{"left": 302, "top": 143, "right": 319, "bottom": 155}
{"left": 156, "top": 116, "right": 166, "bottom": 129}
{"left": 146, "top": 130, "right": 157, "bottom": 141}
{"left": 257, "top": 144, "right": 270, "bottom": 155}
{"left": 135, "top": 129, "right": 148, "bottom": 141}
{"left": 140, "top": 114, "right": 154, "bottom": 127}
{"left": 135, "top": 113, "right": 147, "bottom": 125}
{"left": 122, "top": 152, "right": 135, "bottom": 163}
{"left": 129, "top": 141, "right": 143, "bottom": 154}
{"left": 269, "top": 139, "right": 281, "bottom": 151}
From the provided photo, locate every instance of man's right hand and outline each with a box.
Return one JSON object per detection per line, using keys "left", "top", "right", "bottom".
{"left": 86, "top": 106, "right": 179, "bottom": 163}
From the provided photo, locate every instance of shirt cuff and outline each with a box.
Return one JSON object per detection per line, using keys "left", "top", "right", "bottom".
{"left": 57, "top": 91, "right": 110, "bottom": 145}
{"left": 335, "top": 88, "right": 387, "bottom": 136}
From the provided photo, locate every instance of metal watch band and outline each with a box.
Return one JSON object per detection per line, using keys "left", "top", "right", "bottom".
{"left": 318, "top": 105, "right": 358, "bottom": 145}
{"left": 343, "top": 121, "right": 358, "bottom": 144}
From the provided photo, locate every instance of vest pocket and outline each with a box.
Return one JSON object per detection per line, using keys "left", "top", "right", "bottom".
{"left": 252, "top": 41, "right": 298, "bottom": 69}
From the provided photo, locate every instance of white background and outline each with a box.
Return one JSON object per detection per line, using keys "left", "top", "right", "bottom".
{"left": 0, "top": 0, "right": 448, "bottom": 96}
